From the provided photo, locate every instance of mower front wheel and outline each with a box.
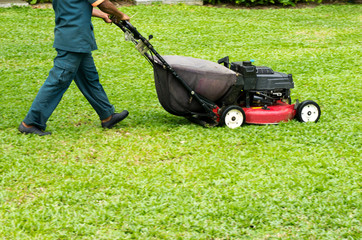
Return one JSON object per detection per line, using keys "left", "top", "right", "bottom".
{"left": 220, "top": 105, "right": 246, "bottom": 129}
{"left": 296, "top": 100, "right": 321, "bottom": 123}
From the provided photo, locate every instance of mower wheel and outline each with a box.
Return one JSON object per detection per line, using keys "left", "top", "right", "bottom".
{"left": 220, "top": 105, "right": 246, "bottom": 129}
{"left": 296, "top": 100, "right": 321, "bottom": 123}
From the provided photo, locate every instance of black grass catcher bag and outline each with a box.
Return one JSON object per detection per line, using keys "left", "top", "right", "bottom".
{"left": 152, "top": 55, "right": 238, "bottom": 116}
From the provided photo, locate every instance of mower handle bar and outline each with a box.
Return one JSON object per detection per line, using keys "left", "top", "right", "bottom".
{"left": 109, "top": 17, "right": 218, "bottom": 119}
{"left": 109, "top": 16, "right": 141, "bottom": 39}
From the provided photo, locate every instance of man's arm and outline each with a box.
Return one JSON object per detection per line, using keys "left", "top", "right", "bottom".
{"left": 94, "top": 0, "right": 130, "bottom": 23}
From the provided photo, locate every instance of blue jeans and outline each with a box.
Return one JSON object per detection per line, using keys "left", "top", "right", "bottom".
{"left": 23, "top": 49, "right": 115, "bottom": 130}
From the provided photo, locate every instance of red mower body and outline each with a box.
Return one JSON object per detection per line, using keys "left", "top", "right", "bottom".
{"left": 242, "top": 102, "right": 296, "bottom": 125}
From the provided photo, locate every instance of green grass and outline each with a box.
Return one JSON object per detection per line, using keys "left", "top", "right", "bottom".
{"left": 0, "top": 4, "right": 361, "bottom": 239}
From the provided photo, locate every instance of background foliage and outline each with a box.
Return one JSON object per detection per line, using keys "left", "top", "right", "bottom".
{"left": 0, "top": 4, "right": 361, "bottom": 239}
{"left": 27, "top": 0, "right": 50, "bottom": 4}
{"left": 25, "top": 0, "right": 355, "bottom": 6}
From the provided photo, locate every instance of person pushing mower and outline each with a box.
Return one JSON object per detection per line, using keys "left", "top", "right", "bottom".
{"left": 19, "top": 0, "right": 130, "bottom": 136}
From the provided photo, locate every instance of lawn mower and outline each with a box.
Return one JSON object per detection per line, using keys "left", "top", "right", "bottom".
{"left": 111, "top": 18, "right": 321, "bottom": 128}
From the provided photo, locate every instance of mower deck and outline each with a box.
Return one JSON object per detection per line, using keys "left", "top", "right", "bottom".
{"left": 242, "top": 102, "right": 296, "bottom": 125}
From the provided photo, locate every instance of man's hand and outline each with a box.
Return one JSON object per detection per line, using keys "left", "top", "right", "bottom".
{"left": 92, "top": 9, "right": 112, "bottom": 23}
{"left": 97, "top": 0, "right": 130, "bottom": 22}
{"left": 111, "top": 13, "right": 130, "bottom": 23}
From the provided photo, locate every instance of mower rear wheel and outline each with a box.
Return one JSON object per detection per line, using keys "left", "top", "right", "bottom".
{"left": 221, "top": 106, "right": 245, "bottom": 129}
{"left": 296, "top": 100, "right": 321, "bottom": 123}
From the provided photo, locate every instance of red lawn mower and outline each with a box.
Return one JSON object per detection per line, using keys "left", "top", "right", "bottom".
{"left": 112, "top": 19, "right": 321, "bottom": 128}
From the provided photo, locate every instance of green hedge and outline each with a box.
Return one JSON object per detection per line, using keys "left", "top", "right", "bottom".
{"left": 205, "top": 0, "right": 353, "bottom": 6}
{"left": 26, "top": 0, "right": 353, "bottom": 6}
{"left": 26, "top": 0, "right": 51, "bottom": 4}
{"left": 205, "top": 0, "right": 320, "bottom": 6}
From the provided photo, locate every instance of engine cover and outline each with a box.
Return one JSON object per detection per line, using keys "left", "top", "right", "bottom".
{"left": 230, "top": 61, "right": 294, "bottom": 91}
{"left": 256, "top": 70, "right": 294, "bottom": 90}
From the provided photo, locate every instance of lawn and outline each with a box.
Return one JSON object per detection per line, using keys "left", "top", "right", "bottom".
{"left": 0, "top": 3, "right": 361, "bottom": 239}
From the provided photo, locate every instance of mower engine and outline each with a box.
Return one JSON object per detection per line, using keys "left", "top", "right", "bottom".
{"left": 230, "top": 61, "right": 294, "bottom": 108}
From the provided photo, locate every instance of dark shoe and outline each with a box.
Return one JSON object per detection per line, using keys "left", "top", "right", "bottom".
{"left": 101, "top": 110, "right": 129, "bottom": 129}
{"left": 18, "top": 123, "right": 51, "bottom": 136}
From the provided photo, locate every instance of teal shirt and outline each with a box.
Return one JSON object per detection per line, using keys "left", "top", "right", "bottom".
{"left": 52, "top": 0, "right": 99, "bottom": 53}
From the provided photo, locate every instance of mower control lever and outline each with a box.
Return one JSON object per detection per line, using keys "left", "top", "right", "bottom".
{"left": 218, "top": 56, "right": 230, "bottom": 68}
